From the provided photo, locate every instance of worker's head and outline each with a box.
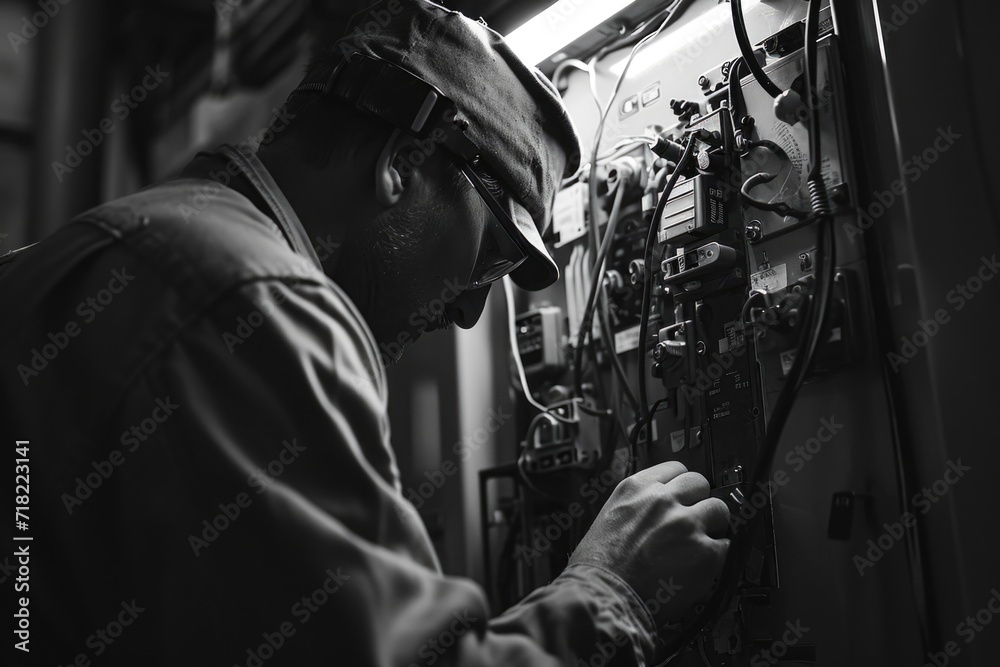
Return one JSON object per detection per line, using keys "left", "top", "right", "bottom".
{"left": 257, "top": 0, "right": 580, "bottom": 363}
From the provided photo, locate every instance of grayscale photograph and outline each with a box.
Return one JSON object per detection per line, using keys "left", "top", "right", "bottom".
{"left": 1, "top": 0, "right": 996, "bottom": 665}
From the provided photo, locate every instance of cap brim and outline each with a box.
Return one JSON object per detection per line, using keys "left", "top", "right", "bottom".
{"left": 508, "top": 199, "right": 559, "bottom": 290}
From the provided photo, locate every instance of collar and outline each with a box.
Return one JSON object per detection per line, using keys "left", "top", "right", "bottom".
{"left": 179, "top": 144, "right": 323, "bottom": 271}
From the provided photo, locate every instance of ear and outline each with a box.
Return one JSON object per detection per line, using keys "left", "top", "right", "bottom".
{"left": 374, "top": 128, "right": 408, "bottom": 207}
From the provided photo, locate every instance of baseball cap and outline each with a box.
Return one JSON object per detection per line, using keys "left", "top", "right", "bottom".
{"left": 298, "top": 0, "right": 581, "bottom": 290}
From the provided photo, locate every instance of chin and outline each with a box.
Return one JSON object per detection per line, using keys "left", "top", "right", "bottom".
{"left": 373, "top": 323, "right": 422, "bottom": 367}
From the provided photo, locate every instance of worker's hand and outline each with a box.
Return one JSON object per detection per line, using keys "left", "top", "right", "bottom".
{"left": 568, "top": 461, "right": 730, "bottom": 625}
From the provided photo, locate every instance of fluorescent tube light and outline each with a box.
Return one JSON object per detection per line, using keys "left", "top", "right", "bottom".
{"left": 505, "top": 0, "right": 640, "bottom": 65}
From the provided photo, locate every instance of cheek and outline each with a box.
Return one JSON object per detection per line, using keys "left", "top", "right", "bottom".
{"left": 426, "top": 202, "right": 484, "bottom": 291}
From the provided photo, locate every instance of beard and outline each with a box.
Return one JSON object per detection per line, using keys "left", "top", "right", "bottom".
{"left": 333, "top": 197, "right": 459, "bottom": 366}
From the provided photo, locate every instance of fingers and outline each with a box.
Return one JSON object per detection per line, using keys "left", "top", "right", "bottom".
{"left": 664, "top": 471, "right": 710, "bottom": 506}
{"left": 704, "top": 536, "right": 731, "bottom": 584}
{"left": 632, "top": 460, "right": 687, "bottom": 485}
{"left": 690, "top": 497, "right": 732, "bottom": 539}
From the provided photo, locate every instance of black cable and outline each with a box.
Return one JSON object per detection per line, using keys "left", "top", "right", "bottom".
{"left": 590, "top": 0, "right": 694, "bottom": 65}
{"left": 739, "top": 140, "right": 812, "bottom": 218}
{"left": 658, "top": 200, "right": 835, "bottom": 667}
{"left": 757, "top": 207, "right": 852, "bottom": 243}
{"left": 804, "top": 0, "right": 823, "bottom": 183}
{"left": 577, "top": 0, "right": 695, "bottom": 424}
{"left": 599, "top": 305, "right": 637, "bottom": 407}
{"left": 657, "top": 1, "right": 835, "bottom": 661}
{"left": 728, "top": 58, "right": 749, "bottom": 133}
{"left": 574, "top": 185, "right": 640, "bottom": 414}
{"left": 594, "top": 208, "right": 640, "bottom": 418}
{"left": 740, "top": 172, "right": 812, "bottom": 218}
{"left": 627, "top": 396, "right": 670, "bottom": 472}
{"left": 637, "top": 140, "right": 696, "bottom": 429}
{"left": 731, "top": 0, "right": 783, "bottom": 98}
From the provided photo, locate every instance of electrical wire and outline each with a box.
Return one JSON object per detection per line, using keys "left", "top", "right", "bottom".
{"left": 637, "top": 139, "right": 696, "bottom": 429}
{"left": 657, "top": 185, "right": 835, "bottom": 667}
{"left": 739, "top": 140, "right": 812, "bottom": 218}
{"left": 582, "top": 0, "right": 691, "bottom": 238}
{"left": 503, "top": 276, "right": 577, "bottom": 425}
{"left": 804, "top": 0, "right": 823, "bottom": 184}
{"left": 739, "top": 290, "right": 771, "bottom": 334}
{"left": 588, "top": 11, "right": 676, "bottom": 165}
{"left": 628, "top": 396, "right": 670, "bottom": 471}
{"left": 728, "top": 57, "right": 748, "bottom": 136}
{"left": 595, "top": 306, "right": 639, "bottom": 412}
{"left": 574, "top": 184, "right": 634, "bottom": 404}
{"left": 516, "top": 449, "right": 552, "bottom": 498}
{"left": 731, "top": 0, "right": 782, "bottom": 98}
{"left": 589, "top": 0, "right": 695, "bottom": 66}
{"left": 551, "top": 58, "right": 594, "bottom": 96}
{"left": 580, "top": 4, "right": 681, "bottom": 387}
{"left": 564, "top": 138, "right": 654, "bottom": 186}
{"left": 740, "top": 173, "right": 812, "bottom": 218}
{"left": 697, "top": 636, "right": 713, "bottom": 667}
{"left": 657, "top": 1, "right": 835, "bottom": 661}
{"left": 577, "top": 177, "right": 640, "bottom": 436}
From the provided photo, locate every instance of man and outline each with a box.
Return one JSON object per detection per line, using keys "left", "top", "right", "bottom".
{"left": 1, "top": 2, "right": 729, "bottom": 664}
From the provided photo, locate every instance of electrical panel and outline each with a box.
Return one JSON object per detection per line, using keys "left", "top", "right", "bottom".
{"left": 482, "top": 1, "right": 927, "bottom": 665}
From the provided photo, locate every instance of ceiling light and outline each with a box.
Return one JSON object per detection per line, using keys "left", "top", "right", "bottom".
{"left": 504, "top": 0, "right": 640, "bottom": 66}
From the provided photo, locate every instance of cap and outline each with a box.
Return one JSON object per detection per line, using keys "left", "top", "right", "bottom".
{"left": 313, "top": 0, "right": 582, "bottom": 290}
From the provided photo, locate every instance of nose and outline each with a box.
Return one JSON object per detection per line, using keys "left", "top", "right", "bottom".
{"left": 447, "top": 284, "right": 492, "bottom": 329}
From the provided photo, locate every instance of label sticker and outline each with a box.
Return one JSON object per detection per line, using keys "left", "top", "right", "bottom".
{"left": 722, "top": 320, "right": 746, "bottom": 353}
{"left": 552, "top": 183, "right": 587, "bottom": 248}
{"left": 750, "top": 263, "right": 788, "bottom": 293}
{"left": 614, "top": 325, "right": 642, "bottom": 354}
{"left": 670, "top": 427, "right": 700, "bottom": 452}
{"left": 780, "top": 349, "right": 796, "bottom": 375}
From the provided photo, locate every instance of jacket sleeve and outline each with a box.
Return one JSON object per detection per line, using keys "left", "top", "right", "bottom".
{"left": 134, "top": 277, "right": 658, "bottom": 666}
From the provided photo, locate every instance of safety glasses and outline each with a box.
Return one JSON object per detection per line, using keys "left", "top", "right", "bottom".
{"left": 292, "top": 51, "right": 536, "bottom": 290}
{"left": 458, "top": 159, "right": 528, "bottom": 290}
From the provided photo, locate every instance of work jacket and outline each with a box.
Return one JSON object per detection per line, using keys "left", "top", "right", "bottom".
{"left": 0, "top": 144, "right": 656, "bottom": 665}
